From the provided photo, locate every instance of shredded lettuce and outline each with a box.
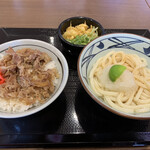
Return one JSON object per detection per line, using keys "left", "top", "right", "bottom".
{"left": 67, "top": 27, "right": 98, "bottom": 45}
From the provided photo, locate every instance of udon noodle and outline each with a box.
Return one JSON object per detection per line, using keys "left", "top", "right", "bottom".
{"left": 89, "top": 51, "right": 150, "bottom": 114}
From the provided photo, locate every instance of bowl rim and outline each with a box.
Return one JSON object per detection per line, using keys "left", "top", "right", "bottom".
{"left": 58, "top": 16, "right": 105, "bottom": 48}
{"left": 0, "top": 39, "right": 69, "bottom": 118}
{"left": 77, "top": 32, "right": 150, "bottom": 120}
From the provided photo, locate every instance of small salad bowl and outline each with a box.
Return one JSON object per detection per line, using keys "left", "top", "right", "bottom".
{"left": 58, "top": 16, "right": 105, "bottom": 57}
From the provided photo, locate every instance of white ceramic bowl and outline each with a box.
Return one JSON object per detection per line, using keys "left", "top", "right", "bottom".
{"left": 0, "top": 39, "right": 69, "bottom": 118}
{"left": 78, "top": 33, "right": 150, "bottom": 120}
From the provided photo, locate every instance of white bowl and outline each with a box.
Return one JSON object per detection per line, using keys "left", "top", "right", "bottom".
{"left": 78, "top": 33, "right": 150, "bottom": 120}
{"left": 0, "top": 39, "right": 69, "bottom": 118}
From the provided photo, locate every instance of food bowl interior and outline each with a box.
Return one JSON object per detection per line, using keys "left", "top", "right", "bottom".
{"left": 59, "top": 17, "right": 104, "bottom": 39}
{"left": 78, "top": 33, "right": 150, "bottom": 120}
{"left": 0, "top": 39, "right": 69, "bottom": 118}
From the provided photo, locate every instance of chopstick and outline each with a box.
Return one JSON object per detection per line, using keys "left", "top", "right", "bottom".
{"left": 145, "top": 0, "right": 150, "bottom": 8}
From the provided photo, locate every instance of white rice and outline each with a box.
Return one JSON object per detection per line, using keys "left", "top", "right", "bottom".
{"left": 0, "top": 54, "right": 4, "bottom": 60}
{"left": 44, "top": 60, "right": 59, "bottom": 86}
{"left": 0, "top": 98, "right": 37, "bottom": 113}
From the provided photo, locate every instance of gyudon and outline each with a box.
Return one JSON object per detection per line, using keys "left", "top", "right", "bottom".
{"left": 0, "top": 48, "right": 59, "bottom": 112}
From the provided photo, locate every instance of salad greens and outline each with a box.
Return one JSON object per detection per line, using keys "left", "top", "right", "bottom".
{"left": 67, "top": 26, "right": 98, "bottom": 45}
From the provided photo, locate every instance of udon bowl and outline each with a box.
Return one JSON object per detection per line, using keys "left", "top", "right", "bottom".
{"left": 0, "top": 39, "right": 69, "bottom": 118}
{"left": 78, "top": 33, "right": 150, "bottom": 120}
